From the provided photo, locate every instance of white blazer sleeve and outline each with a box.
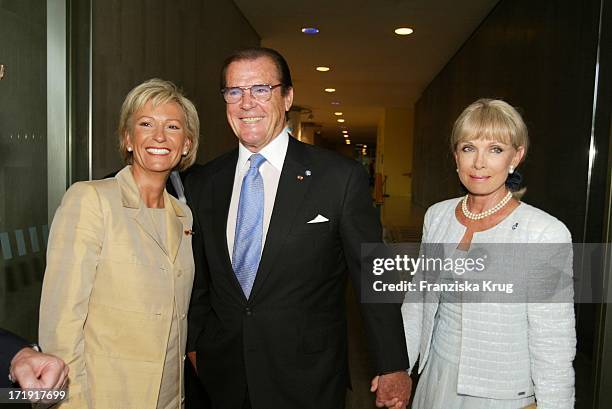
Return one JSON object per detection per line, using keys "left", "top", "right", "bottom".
{"left": 527, "top": 220, "right": 576, "bottom": 409}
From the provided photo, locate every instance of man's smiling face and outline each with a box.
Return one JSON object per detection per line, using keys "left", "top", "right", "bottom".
{"left": 224, "top": 56, "right": 293, "bottom": 153}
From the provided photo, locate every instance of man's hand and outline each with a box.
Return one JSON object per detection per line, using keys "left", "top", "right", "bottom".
{"left": 187, "top": 351, "right": 197, "bottom": 373}
{"left": 9, "top": 347, "right": 68, "bottom": 390}
{"left": 370, "top": 371, "right": 412, "bottom": 409}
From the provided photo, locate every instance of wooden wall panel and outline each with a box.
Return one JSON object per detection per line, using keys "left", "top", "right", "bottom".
{"left": 412, "top": 0, "right": 600, "bottom": 241}
{"left": 92, "top": 0, "right": 260, "bottom": 178}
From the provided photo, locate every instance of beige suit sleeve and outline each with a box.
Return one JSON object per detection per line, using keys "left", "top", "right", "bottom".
{"left": 39, "top": 182, "right": 104, "bottom": 408}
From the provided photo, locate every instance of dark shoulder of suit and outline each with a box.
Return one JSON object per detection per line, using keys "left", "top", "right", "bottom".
{"left": 183, "top": 151, "right": 237, "bottom": 200}
{"left": 0, "top": 328, "right": 28, "bottom": 388}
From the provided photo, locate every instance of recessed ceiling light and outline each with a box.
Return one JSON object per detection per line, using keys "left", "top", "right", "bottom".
{"left": 343, "top": 134, "right": 349, "bottom": 138}
{"left": 334, "top": 112, "right": 343, "bottom": 116}
{"left": 346, "top": 140, "right": 351, "bottom": 145}
{"left": 363, "top": 144, "right": 367, "bottom": 148}
{"left": 331, "top": 101, "right": 341, "bottom": 105}
{"left": 342, "top": 130, "right": 348, "bottom": 134}
{"left": 337, "top": 118, "right": 345, "bottom": 123}
{"left": 325, "top": 88, "right": 336, "bottom": 93}
{"left": 301, "top": 27, "right": 320, "bottom": 34}
{"left": 316, "top": 66, "right": 330, "bottom": 72}
{"left": 394, "top": 27, "right": 414, "bottom": 35}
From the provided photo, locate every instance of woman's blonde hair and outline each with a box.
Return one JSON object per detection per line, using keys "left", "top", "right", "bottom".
{"left": 118, "top": 78, "right": 200, "bottom": 171}
{"left": 451, "top": 99, "right": 529, "bottom": 197}
{"left": 450, "top": 98, "right": 529, "bottom": 158}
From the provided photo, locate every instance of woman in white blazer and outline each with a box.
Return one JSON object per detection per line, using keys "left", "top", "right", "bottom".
{"left": 39, "top": 79, "right": 199, "bottom": 408}
{"left": 402, "top": 99, "right": 575, "bottom": 408}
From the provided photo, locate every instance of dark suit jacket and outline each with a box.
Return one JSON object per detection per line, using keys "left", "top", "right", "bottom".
{"left": 0, "top": 329, "right": 27, "bottom": 388}
{"left": 185, "top": 137, "right": 408, "bottom": 409}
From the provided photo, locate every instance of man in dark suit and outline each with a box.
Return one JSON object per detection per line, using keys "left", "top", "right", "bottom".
{"left": 0, "top": 328, "right": 68, "bottom": 389}
{"left": 185, "top": 47, "right": 410, "bottom": 409}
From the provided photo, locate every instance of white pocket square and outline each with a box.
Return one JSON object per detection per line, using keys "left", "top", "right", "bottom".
{"left": 307, "top": 214, "right": 329, "bottom": 224}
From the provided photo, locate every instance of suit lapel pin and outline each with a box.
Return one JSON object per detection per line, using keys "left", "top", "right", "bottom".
{"left": 512, "top": 222, "right": 519, "bottom": 230}
{"left": 297, "top": 170, "right": 312, "bottom": 180}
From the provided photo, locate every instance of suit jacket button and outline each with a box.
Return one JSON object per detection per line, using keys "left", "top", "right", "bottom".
{"left": 245, "top": 307, "right": 252, "bottom": 316}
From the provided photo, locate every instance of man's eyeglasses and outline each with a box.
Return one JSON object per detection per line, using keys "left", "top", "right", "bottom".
{"left": 221, "top": 84, "right": 283, "bottom": 104}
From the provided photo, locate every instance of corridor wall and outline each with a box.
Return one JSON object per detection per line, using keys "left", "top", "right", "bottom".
{"left": 412, "top": 0, "right": 600, "bottom": 240}
{"left": 91, "top": 0, "right": 260, "bottom": 178}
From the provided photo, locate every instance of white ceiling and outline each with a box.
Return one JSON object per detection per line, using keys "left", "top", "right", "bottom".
{"left": 233, "top": 0, "right": 499, "bottom": 144}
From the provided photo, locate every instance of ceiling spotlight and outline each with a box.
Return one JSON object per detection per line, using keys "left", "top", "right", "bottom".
{"left": 316, "top": 66, "right": 330, "bottom": 72}
{"left": 331, "top": 101, "right": 341, "bottom": 105}
{"left": 301, "top": 27, "right": 320, "bottom": 34}
{"left": 345, "top": 140, "right": 351, "bottom": 145}
{"left": 363, "top": 144, "right": 367, "bottom": 148}
{"left": 325, "top": 88, "right": 336, "bottom": 93}
{"left": 342, "top": 130, "right": 348, "bottom": 134}
{"left": 394, "top": 27, "right": 414, "bottom": 35}
{"left": 343, "top": 134, "right": 349, "bottom": 138}
{"left": 334, "top": 112, "right": 343, "bottom": 116}
{"left": 337, "top": 118, "right": 345, "bottom": 123}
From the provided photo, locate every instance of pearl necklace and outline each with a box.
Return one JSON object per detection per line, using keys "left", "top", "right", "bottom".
{"left": 461, "top": 191, "right": 513, "bottom": 220}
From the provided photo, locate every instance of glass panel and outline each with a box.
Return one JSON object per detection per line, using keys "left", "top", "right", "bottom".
{"left": 0, "top": 0, "right": 49, "bottom": 341}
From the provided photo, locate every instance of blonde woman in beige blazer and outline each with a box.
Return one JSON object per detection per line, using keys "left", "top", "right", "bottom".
{"left": 39, "top": 79, "right": 199, "bottom": 409}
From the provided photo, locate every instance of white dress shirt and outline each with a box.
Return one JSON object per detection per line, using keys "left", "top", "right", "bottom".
{"left": 226, "top": 128, "right": 289, "bottom": 260}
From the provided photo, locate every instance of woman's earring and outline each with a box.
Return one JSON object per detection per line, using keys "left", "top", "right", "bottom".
{"left": 509, "top": 166, "right": 514, "bottom": 174}
{"left": 182, "top": 150, "right": 188, "bottom": 156}
{"left": 127, "top": 146, "right": 133, "bottom": 152}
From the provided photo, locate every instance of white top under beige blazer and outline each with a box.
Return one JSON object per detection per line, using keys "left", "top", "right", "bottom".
{"left": 402, "top": 197, "right": 576, "bottom": 408}
{"left": 39, "top": 166, "right": 195, "bottom": 409}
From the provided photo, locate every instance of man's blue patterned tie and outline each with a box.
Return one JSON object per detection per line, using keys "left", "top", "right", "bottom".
{"left": 232, "top": 153, "right": 266, "bottom": 298}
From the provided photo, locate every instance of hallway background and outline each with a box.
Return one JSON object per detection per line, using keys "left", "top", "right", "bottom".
{"left": 1, "top": 0, "right": 610, "bottom": 407}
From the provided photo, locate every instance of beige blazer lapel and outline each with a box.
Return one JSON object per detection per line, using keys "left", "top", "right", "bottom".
{"left": 164, "top": 190, "right": 185, "bottom": 264}
{"left": 116, "top": 166, "right": 184, "bottom": 263}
